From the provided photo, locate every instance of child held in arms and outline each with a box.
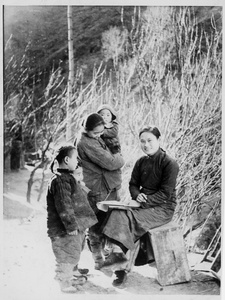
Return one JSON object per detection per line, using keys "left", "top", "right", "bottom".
{"left": 97, "top": 104, "right": 121, "bottom": 154}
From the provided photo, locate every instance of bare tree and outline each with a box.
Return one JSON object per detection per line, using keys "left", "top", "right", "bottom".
{"left": 67, "top": 5, "right": 75, "bottom": 142}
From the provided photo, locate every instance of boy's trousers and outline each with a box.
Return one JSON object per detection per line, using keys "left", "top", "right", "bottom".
{"left": 50, "top": 232, "right": 85, "bottom": 288}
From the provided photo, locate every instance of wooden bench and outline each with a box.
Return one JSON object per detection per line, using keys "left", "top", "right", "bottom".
{"left": 149, "top": 221, "right": 191, "bottom": 286}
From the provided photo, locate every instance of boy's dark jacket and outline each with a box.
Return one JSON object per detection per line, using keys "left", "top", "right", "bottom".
{"left": 46, "top": 169, "right": 97, "bottom": 238}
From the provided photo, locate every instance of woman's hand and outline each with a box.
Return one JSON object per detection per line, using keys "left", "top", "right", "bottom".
{"left": 68, "top": 230, "right": 78, "bottom": 236}
{"left": 136, "top": 193, "right": 147, "bottom": 203}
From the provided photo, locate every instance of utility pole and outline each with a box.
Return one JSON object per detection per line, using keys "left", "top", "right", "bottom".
{"left": 66, "top": 5, "right": 75, "bottom": 142}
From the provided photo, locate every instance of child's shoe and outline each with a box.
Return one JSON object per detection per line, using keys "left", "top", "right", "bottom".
{"left": 61, "top": 285, "right": 77, "bottom": 293}
{"left": 71, "top": 275, "right": 87, "bottom": 286}
{"left": 78, "top": 268, "right": 89, "bottom": 275}
{"left": 74, "top": 264, "right": 89, "bottom": 275}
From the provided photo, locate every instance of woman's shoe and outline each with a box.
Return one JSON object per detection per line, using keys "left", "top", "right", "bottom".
{"left": 112, "top": 270, "right": 127, "bottom": 287}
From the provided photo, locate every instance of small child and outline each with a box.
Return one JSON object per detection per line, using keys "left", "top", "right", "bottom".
{"left": 46, "top": 145, "right": 97, "bottom": 293}
{"left": 97, "top": 104, "right": 121, "bottom": 154}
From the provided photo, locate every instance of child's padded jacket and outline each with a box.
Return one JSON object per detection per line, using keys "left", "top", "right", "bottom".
{"left": 46, "top": 169, "right": 97, "bottom": 238}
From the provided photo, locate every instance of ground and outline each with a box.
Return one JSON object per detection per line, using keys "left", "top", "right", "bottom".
{"left": 1, "top": 168, "right": 221, "bottom": 300}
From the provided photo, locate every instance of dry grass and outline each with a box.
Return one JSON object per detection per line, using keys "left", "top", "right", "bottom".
{"left": 62, "top": 7, "right": 221, "bottom": 247}
{"left": 5, "top": 7, "right": 221, "bottom": 249}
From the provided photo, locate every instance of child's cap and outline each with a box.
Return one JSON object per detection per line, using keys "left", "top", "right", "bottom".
{"left": 97, "top": 104, "right": 117, "bottom": 121}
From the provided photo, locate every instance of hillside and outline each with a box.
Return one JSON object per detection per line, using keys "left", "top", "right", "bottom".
{"left": 4, "top": 6, "right": 222, "bottom": 89}
{"left": 3, "top": 6, "right": 143, "bottom": 87}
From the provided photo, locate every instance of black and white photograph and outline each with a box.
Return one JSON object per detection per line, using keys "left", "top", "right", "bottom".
{"left": 1, "top": 1, "right": 223, "bottom": 299}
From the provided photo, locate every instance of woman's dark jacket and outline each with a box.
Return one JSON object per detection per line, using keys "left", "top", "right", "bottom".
{"left": 46, "top": 169, "right": 97, "bottom": 238}
{"left": 129, "top": 147, "right": 179, "bottom": 211}
{"left": 77, "top": 132, "right": 125, "bottom": 194}
{"left": 102, "top": 148, "right": 179, "bottom": 251}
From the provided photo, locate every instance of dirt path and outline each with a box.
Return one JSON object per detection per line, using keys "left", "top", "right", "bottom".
{"left": 2, "top": 170, "right": 221, "bottom": 299}
{"left": 2, "top": 208, "right": 220, "bottom": 299}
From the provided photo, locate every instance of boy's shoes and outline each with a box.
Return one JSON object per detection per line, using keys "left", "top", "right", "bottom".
{"left": 60, "top": 274, "right": 87, "bottom": 293}
{"left": 78, "top": 268, "right": 89, "bottom": 275}
{"left": 100, "top": 252, "right": 128, "bottom": 270}
{"left": 72, "top": 275, "right": 87, "bottom": 285}
{"left": 112, "top": 270, "right": 127, "bottom": 287}
{"left": 61, "top": 286, "right": 77, "bottom": 293}
{"left": 73, "top": 268, "right": 88, "bottom": 277}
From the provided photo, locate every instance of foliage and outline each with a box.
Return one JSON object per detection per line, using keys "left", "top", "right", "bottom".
{"left": 102, "top": 26, "right": 128, "bottom": 66}
{"left": 25, "top": 66, "right": 69, "bottom": 202}
{"left": 3, "top": 6, "right": 138, "bottom": 94}
{"left": 4, "top": 6, "right": 222, "bottom": 249}
{"left": 68, "top": 6, "right": 222, "bottom": 249}
{"left": 3, "top": 6, "right": 139, "bottom": 150}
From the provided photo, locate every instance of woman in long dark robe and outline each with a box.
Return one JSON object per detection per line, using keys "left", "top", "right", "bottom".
{"left": 76, "top": 113, "right": 125, "bottom": 270}
{"left": 100, "top": 126, "right": 179, "bottom": 286}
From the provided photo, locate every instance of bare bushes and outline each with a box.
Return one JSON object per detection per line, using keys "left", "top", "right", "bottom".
{"left": 72, "top": 7, "right": 222, "bottom": 248}
{"left": 7, "top": 6, "right": 220, "bottom": 249}
{"left": 47, "top": 7, "right": 221, "bottom": 250}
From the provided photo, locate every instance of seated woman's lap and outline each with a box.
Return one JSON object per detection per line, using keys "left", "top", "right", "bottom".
{"left": 101, "top": 207, "right": 174, "bottom": 251}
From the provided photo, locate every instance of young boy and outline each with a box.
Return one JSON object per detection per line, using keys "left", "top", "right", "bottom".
{"left": 47, "top": 145, "right": 97, "bottom": 293}
{"left": 97, "top": 104, "right": 121, "bottom": 154}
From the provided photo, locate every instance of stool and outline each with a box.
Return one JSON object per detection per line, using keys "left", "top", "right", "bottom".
{"left": 149, "top": 221, "right": 191, "bottom": 286}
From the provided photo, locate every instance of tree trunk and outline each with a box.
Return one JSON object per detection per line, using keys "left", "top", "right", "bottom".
{"left": 20, "top": 122, "right": 25, "bottom": 169}
{"left": 26, "top": 164, "right": 39, "bottom": 203}
{"left": 26, "top": 137, "right": 52, "bottom": 203}
{"left": 37, "top": 160, "right": 49, "bottom": 202}
{"left": 67, "top": 6, "right": 75, "bottom": 143}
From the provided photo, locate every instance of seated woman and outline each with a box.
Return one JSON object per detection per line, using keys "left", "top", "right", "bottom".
{"left": 100, "top": 125, "right": 179, "bottom": 287}
{"left": 76, "top": 113, "right": 125, "bottom": 270}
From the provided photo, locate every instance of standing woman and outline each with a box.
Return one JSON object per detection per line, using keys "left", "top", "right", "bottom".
{"left": 76, "top": 113, "right": 125, "bottom": 269}
{"left": 100, "top": 126, "right": 179, "bottom": 286}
